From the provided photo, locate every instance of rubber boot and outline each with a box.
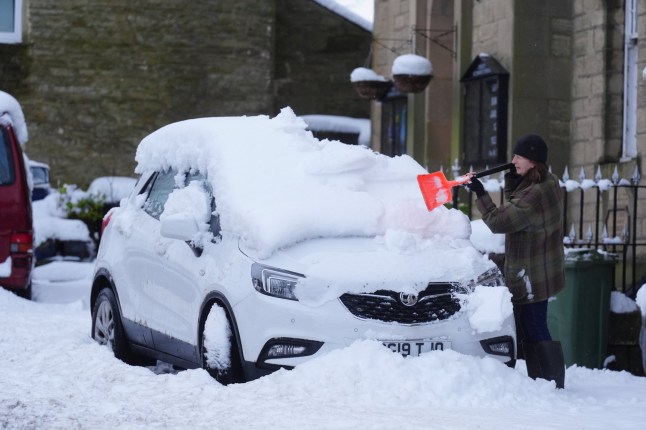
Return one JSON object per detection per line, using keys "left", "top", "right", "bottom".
{"left": 523, "top": 341, "right": 565, "bottom": 389}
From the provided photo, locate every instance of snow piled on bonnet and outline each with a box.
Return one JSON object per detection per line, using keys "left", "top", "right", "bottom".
{"left": 134, "top": 107, "right": 472, "bottom": 259}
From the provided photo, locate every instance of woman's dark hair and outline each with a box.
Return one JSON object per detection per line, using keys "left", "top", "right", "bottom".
{"left": 526, "top": 163, "right": 548, "bottom": 184}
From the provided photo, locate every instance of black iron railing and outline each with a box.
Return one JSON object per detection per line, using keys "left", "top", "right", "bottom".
{"left": 452, "top": 164, "right": 645, "bottom": 299}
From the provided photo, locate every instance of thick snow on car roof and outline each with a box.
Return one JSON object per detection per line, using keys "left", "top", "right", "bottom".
{"left": 135, "top": 107, "right": 472, "bottom": 258}
{"left": 0, "top": 90, "right": 28, "bottom": 146}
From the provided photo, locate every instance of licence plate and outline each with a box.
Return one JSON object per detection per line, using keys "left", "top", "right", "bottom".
{"left": 382, "top": 340, "right": 451, "bottom": 357}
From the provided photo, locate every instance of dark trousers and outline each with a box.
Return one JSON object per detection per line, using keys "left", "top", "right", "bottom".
{"left": 514, "top": 300, "right": 552, "bottom": 357}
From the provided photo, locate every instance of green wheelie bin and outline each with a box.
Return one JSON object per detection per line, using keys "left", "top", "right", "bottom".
{"left": 547, "top": 249, "right": 617, "bottom": 368}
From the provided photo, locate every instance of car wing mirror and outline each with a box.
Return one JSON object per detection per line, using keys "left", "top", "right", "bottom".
{"left": 160, "top": 212, "right": 200, "bottom": 242}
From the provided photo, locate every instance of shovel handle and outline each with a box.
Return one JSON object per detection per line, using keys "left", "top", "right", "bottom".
{"left": 473, "top": 163, "right": 514, "bottom": 179}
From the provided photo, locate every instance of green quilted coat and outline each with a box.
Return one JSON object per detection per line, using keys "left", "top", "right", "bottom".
{"left": 476, "top": 172, "right": 565, "bottom": 304}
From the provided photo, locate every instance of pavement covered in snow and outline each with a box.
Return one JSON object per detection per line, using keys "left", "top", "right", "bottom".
{"left": 1, "top": 261, "right": 645, "bottom": 429}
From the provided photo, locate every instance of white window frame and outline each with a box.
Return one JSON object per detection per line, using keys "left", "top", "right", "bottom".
{"left": 0, "top": 0, "right": 23, "bottom": 44}
{"left": 622, "top": 0, "right": 638, "bottom": 160}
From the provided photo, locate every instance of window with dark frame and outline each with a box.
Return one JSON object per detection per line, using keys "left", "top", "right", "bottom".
{"left": 460, "top": 54, "right": 509, "bottom": 168}
{"left": 0, "top": 0, "right": 22, "bottom": 44}
{"left": 380, "top": 89, "right": 408, "bottom": 157}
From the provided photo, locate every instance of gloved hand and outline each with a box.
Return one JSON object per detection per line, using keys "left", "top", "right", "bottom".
{"left": 465, "top": 177, "right": 485, "bottom": 198}
{"left": 508, "top": 163, "right": 517, "bottom": 176}
{"left": 504, "top": 165, "right": 521, "bottom": 190}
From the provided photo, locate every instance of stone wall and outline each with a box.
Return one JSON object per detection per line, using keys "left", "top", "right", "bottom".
{"left": 370, "top": 0, "right": 454, "bottom": 169}
{"left": 469, "top": 1, "right": 574, "bottom": 176}
{"left": 275, "top": 0, "right": 371, "bottom": 118}
{"left": 2, "top": 0, "right": 275, "bottom": 186}
{"left": 0, "top": 0, "right": 371, "bottom": 187}
{"left": 571, "top": 0, "right": 611, "bottom": 169}
{"left": 371, "top": 0, "right": 412, "bottom": 154}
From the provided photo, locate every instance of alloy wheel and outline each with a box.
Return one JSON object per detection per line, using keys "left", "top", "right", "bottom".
{"left": 94, "top": 300, "right": 115, "bottom": 350}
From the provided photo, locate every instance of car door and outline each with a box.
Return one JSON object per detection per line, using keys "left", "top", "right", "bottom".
{"left": 116, "top": 170, "right": 175, "bottom": 347}
{"left": 143, "top": 171, "right": 214, "bottom": 359}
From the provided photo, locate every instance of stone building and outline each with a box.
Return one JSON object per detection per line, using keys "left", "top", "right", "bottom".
{"left": 0, "top": 0, "right": 371, "bottom": 185}
{"left": 363, "top": 0, "right": 646, "bottom": 286}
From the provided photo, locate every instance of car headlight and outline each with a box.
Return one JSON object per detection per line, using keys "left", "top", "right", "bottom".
{"left": 466, "top": 267, "right": 506, "bottom": 290}
{"left": 251, "top": 263, "right": 304, "bottom": 301}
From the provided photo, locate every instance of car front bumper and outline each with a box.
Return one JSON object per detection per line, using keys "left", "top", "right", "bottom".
{"left": 233, "top": 290, "right": 516, "bottom": 380}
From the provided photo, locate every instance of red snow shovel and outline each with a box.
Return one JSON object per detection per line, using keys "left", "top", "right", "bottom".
{"left": 417, "top": 163, "right": 514, "bottom": 211}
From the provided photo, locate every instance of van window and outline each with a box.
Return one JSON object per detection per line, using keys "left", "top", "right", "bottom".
{"left": 0, "top": 128, "right": 16, "bottom": 185}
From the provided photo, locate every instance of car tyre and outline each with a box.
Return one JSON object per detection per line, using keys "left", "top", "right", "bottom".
{"left": 92, "top": 288, "right": 149, "bottom": 365}
{"left": 15, "top": 283, "right": 32, "bottom": 300}
{"left": 201, "top": 304, "right": 243, "bottom": 385}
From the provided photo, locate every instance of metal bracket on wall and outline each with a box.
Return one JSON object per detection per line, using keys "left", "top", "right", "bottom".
{"left": 371, "top": 37, "right": 413, "bottom": 56}
{"left": 412, "top": 26, "right": 457, "bottom": 58}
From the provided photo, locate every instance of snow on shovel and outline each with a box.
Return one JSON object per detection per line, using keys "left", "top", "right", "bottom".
{"left": 417, "top": 163, "right": 514, "bottom": 211}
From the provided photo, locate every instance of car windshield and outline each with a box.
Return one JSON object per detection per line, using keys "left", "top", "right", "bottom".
{"left": 30, "top": 166, "right": 49, "bottom": 185}
{"left": 134, "top": 108, "right": 472, "bottom": 258}
{"left": 0, "top": 129, "right": 16, "bottom": 185}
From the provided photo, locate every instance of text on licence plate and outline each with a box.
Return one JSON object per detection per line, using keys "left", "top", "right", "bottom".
{"left": 382, "top": 340, "right": 451, "bottom": 357}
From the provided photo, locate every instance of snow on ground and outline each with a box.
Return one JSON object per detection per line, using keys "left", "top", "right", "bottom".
{"left": 1, "top": 261, "right": 645, "bottom": 430}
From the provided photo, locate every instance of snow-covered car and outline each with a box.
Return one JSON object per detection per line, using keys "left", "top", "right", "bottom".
{"left": 28, "top": 159, "right": 51, "bottom": 201}
{"left": 91, "top": 108, "right": 516, "bottom": 384}
{"left": 87, "top": 176, "right": 137, "bottom": 241}
{"left": 32, "top": 192, "right": 94, "bottom": 264}
{"left": 87, "top": 176, "right": 137, "bottom": 206}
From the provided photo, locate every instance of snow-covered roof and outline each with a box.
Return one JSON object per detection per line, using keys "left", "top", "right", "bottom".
{"left": 134, "top": 107, "right": 473, "bottom": 259}
{"left": 300, "top": 114, "right": 371, "bottom": 146}
{"left": 0, "top": 90, "right": 28, "bottom": 147}
{"left": 28, "top": 159, "right": 50, "bottom": 169}
{"left": 312, "top": 0, "right": 372, "bottom": 32}
{"left": 87, "top": 176, "right": 137, "bottom": 203}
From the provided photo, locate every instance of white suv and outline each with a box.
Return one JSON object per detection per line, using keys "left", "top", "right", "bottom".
{"left": 91, "top": 108, "right": 516, "bottom": 384}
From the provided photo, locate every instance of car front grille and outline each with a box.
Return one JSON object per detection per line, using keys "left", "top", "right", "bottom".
{"left": 339, "top": 283, "right": 464, "bottom": 324}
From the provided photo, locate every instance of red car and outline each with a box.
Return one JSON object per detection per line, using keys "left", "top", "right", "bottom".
{"left": 0, "top": 92, "right": 33, "bottom": 299}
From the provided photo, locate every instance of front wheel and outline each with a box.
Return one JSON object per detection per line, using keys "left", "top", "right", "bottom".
{"left": 201, "top": 303, "right": 243, "bottom": 385}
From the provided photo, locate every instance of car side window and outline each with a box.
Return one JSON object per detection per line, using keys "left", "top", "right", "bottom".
{"left": 186, "top": 172, "right": 221, "bottom": 238}
{"left": 0, "top": 128, "right": 16, "bottom": 185}
{"left": 143, "top": 169, "right": 177, "bottom": 220}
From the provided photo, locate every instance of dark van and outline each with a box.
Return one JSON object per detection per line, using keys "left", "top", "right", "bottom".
{"left": 0, "top": 93, "right": 33, "bottom": 299}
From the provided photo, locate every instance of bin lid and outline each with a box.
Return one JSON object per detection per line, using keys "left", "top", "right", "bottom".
{"left": 564, "top": 248, "right": 618, "bottom": 267}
